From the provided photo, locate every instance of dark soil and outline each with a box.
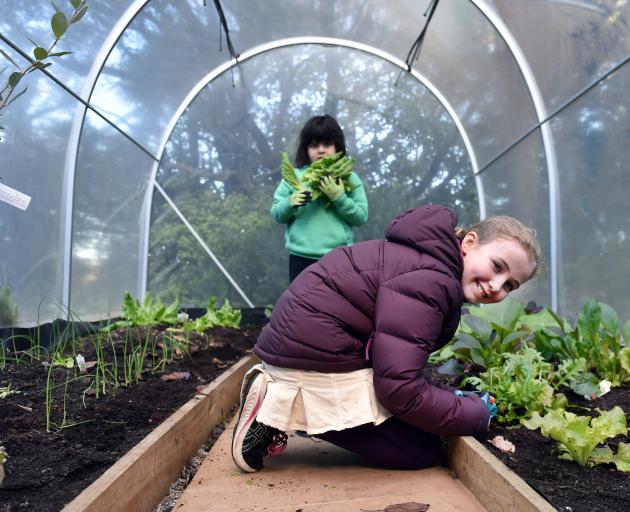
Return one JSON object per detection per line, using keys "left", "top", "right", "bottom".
{"left": 423, "top": 363, "right": 630, "bottom": 512}
{"left": 0, "top": 325, "right": 259, "bottom": 512}
{"left": 3, "top": 330, "right": 629, "bottom": 512}
{"left": 479, "top": 387, "right": 630, "bottom": 512}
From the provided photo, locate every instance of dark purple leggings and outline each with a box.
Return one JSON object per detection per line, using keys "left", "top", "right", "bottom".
{"left": 314, "top": 417, "right": 442, "bottom": 470}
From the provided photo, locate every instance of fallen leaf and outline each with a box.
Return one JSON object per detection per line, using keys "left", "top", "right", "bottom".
{"left": 362, "top": 503, "right": 429, "bottom": 512}
{"left": 385, "top": 503, "right": 429, "bottom": 512}
{"left": 160, "top": 371, "right": 191, "bottom": 382}
{"left": 488, "top": 435, "right": 516, "bottom": 454}
{"left": 79, "top": 361, "right": 97, "bottom": 374}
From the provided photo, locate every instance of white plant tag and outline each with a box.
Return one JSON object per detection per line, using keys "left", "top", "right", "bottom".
{"left": 0, "top": 182, "right": 31, "bottom": 210}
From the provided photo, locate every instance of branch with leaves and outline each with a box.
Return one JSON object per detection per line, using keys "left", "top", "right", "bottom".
{"left": 0, "top": 0, "right": 88, "bottom": 113}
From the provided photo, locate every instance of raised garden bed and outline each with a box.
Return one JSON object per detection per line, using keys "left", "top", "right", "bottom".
{"left": 425, "top": 361, "right": 630, "bottom": 512}
{"left": 478, "top": 385, "right": 630, "bottom": 512}
{"left": 3, "top": 309, "right": 629, "bottom": 512}
{"left": 0, "top": 324, "right": 260, "bottom": 512}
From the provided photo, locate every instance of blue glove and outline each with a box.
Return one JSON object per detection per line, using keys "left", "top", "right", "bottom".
{"left": 454, "top": 390, "right": 498, "bottom": 421}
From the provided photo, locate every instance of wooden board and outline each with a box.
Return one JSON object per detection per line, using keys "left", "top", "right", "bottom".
{"left": 62, "top": 354, "right": 259, "bottom": 512}
{"left": 449, "top": 436, "right": 556, "bottom": 512}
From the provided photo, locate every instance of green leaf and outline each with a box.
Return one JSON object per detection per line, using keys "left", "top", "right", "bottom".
{"left": 51, "top": 11, "right": 69, "bottom": 39}
{"left": 26, "top": 36, "right": 41, "bottom": 47}
{"left": 577, "top": 299, "right": 601, "bottom": 343}
{"left": 30, "top": 62, "right": 52, "bottom": 71}
{"left": 0, "top": 49, "right": 19, "bottom": 69}
{"left": 74, "top": 5, "right": 88, "bottom": 23}
{"left": 48, "top": 51, "right": 73, "bottom": 57}
{"left": 5, "top": 86, "right": 28, "bottom": 107}
{"left": 33, "top": 47, "right": 48, "bottom": 60}
{"left": 8, "top": 72, "right": 21, "bottom": 88}
{"left": 619, "top": 347, "right": 630, "bottom": 374}
{"left": 70, "top": 0, "right": 82, "bottom": 8}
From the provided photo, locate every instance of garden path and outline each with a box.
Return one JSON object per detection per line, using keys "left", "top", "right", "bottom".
{"left": 175, "top": 418, "right": 486, "bottom": 512}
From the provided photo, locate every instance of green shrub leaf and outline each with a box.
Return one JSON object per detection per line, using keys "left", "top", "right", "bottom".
{"left": 33, "top": 47, "right": 48, "bottom": 60}
{"left": 8, "top": 72, "right": 21, "bottom": 88}
{"left": 51, "top": 11, "right": 68, "bottom": 38}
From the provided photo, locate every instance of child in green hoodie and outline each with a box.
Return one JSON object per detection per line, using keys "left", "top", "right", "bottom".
{"left": 271, "top": 115, "right": 368, "bottom": 281}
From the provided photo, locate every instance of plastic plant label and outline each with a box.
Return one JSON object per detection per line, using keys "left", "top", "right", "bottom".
{"left": 0, "top": 182, "right": 31, "bottom": 210}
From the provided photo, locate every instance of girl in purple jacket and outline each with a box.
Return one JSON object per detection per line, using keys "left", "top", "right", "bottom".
{"left": 232, "top": 205, "right": 542, "bottom": 473}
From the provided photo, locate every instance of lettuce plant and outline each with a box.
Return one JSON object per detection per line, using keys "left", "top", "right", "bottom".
{"left": 101, "top": 292, "right": 180, "bottom": 331}
{"left": 523, "top": 406, "right": 630, "bottom": 470}
{"left": 464, "top": 347, "right": 555, "bottom": 423}
{"left": 181, "top": 297, "right": 241, "bottom": 332}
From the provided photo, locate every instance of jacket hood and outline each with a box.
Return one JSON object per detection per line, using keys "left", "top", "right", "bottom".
{"left": 385, "top": 205, "right": 463, "bottom": 277}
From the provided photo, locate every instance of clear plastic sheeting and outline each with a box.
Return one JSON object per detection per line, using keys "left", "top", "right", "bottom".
{"left": 0, "top": 0, "right": 628, "bottom": 325}
{"left": 488, "top": 0, "right": 630, "bottom": 112}
{"left": 0, "top": 43, "right": 72, "bottom": 327}
{"left": 551, "top": 63, "right": 630, "bottom": 318}
{"left": 69, "top": 110, "right": 154, "bottom": 321}
{"left": 412, "top": 0, "right": 539, "bottom": 170}
{"left": 477, "top": 129, "right": 552, "bottom": 305}
{"left": 149, "top": 45, "right": 478, "bottom": 304}
{"left": 147, "top": 192, "right": 254, "bottom": 309}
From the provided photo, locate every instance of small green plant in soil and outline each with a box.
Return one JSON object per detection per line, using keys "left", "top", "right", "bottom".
{"left": 101, "top": 292, "right": 180, "bottom": 331}
{"left": 523, "top": 406, "right": 630, "bottom": 470}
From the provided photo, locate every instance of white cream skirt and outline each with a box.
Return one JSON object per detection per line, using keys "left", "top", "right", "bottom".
{"left": 250, "top": 362, "right": 392, "bottom": 435}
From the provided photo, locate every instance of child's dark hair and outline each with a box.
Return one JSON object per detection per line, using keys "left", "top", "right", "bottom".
{"left": 295, "top": 115, "right": 347, "bottom": 167}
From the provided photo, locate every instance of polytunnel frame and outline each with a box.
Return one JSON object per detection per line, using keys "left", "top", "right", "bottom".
{"left": 138, "top": 36, "right": 486, "bottom": 307}
{"left": 57, "top": 0, "right": 560, "bottom": 317}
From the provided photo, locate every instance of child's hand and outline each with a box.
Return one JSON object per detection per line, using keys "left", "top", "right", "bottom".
{"left": 319, "top": 175, "right": 344, "bottom": 201}
{"left": 454, "top": 389, "right": 498, "bottom": 424}
{"left": 289, "top": 190, "right": 312, "bottom": 207}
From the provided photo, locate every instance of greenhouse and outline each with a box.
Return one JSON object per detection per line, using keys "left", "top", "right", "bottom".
{"left": 1, "top": 1, "right": 629, "bottom": 512}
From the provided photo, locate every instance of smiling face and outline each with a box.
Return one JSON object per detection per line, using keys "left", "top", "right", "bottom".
{"left": 460, "top": 231, "right": 536, "bottom": 304}
{"left": 307, "top": 141, "right": 336, "bottom": 163}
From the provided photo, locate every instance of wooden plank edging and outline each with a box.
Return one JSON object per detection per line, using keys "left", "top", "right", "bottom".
{"left": 62, "top": 353, "right": 259, "bottom": 512}
{"left": 449, "top": 436, "right": 556, "bottom": 512}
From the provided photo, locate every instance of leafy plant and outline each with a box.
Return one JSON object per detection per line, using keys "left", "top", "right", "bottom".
{"left": 280, "top": 151, "right": 356, "bottom": 205}
{"left": 0, "top": 286, "right": 17, "bottom": 326}
{"left": 532, "top": 300, "right": 630, "bottom": 386}
{"left": 0, "top": 383, "right": 19, "bottom": 399}
{"left": 523, "top": 406, "right": 630, "bottom": 470}
{"left": 0, "top": 0, "right": 88, "bottom": 114}
{"left": 101, "top": 292, "right": 180, "bottom": 331}
{"left": 181, "top": 297, "right": 241, "bottom": 332}
{"left": 464, "top": 347, "right": 556, "bottom": 423}
{"left": 450, "top": 299, "right": 529, "bottom": 370}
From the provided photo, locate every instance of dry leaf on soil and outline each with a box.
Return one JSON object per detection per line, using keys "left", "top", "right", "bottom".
{"left": 488, "top": 435, "right": 516, "bottom": 453}
{"left": 160, "top": 371, "right": 191, "bottom": 382}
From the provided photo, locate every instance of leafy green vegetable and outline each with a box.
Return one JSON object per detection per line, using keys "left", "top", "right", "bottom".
{"left": 181, "top": 297, "right": 241, "bottom": 332}
{"left": 280, "top": 152, "right": 302, "bottom": 190}
{"left": 101, "top": 292, "right": 180, "bottom": 331}
{"left": 464, "top": 347, "right": 555, "bottom": 423}
{"left": 523, "top": 406, "right": 628, "bottom": 468}
{"left": 278, "top": 151, "right": 356, "bottom": 205}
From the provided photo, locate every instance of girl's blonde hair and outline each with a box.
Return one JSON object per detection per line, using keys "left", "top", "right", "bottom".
{"left": 455, "top": 216, "right": 543, "bottom": 278}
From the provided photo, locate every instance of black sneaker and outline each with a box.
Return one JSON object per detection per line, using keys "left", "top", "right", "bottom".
{"left": 231, "top": 372, "right": 288, "bottom": 472}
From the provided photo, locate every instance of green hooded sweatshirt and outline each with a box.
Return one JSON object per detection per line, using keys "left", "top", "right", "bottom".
{"left": 270, "top": 166, "right": 368, "bottom": 259}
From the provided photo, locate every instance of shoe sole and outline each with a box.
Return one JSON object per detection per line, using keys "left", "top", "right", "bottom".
{"left": 231, "top": 372, "right": 266, "bottom": 473}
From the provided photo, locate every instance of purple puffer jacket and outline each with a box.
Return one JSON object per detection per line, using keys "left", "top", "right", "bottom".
{"left": 255, "top": 205, "right": 489, "bottom": 436}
